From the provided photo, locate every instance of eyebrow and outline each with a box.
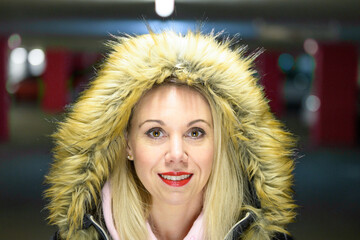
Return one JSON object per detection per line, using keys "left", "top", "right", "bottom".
{"left": 138, "top": 119, "right": 165, "bottom": 128}
{"left": 187, "top": 119, "right": 212, "bottom": 128}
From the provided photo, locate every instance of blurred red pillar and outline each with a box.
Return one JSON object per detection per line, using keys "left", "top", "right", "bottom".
{"left": 72, "top": 52, "right": 100, "bottom": 90}
{"left": 257, "top": 51, "right": 285, "bottom": 117}
{"left": 42, "top": 49, "right": 72, "bottom": 112}
{"left": 312, "top": 42, "right": 358, "bottom": 146}
{"left": 0, "top": 37, "right": 9, "bottom": 142}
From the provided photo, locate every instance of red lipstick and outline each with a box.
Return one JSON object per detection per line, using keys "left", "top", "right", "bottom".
{"left": 158, "top": 172, "right": 193, "bottom": 187}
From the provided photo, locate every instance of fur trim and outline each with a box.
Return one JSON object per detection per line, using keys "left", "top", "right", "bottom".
{"left": 45, "top": 31, "right": 296, "bottom": 239}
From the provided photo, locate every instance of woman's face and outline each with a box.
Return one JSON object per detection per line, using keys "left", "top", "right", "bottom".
{"left": 127, "top": 85, "right": 214, "bottom": 206}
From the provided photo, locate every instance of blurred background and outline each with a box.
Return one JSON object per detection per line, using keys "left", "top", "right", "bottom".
{"left": 0, "top": 0, "right": 359, "bottom": 239}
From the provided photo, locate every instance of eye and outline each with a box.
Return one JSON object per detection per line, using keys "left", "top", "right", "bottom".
{"left": 146, "top": 128, "right": 164, "bottom": 139}
{"left": 187, "top": 128, "right": 205, "bottom": 139}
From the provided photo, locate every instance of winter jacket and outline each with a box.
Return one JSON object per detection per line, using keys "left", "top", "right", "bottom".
{"left": 45, "top": 31, "right": 296, "bottom": 240}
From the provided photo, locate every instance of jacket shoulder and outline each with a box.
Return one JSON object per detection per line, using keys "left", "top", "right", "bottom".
{"left": 50, "top": 231, "right": 60, "bottom": 240}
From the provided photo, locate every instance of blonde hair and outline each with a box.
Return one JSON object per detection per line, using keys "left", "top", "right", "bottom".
{"left": 110, "top": 80, "right": 248, "bottom": 239}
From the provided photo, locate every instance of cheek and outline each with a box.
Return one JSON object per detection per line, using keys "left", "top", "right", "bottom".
{"left": 195, "top": 144, "right": 214, "bottom": 178}
{"left": 133, "top": 155, "right": 153, "bottom": 191}
{"left": 133, "top": 149, "right": 152, "bottom": 173}
{"left": 132, "top": 146, "right": 162, "bottom": 182}
{"left": 204, "top": 151, "right": 214, "bottom": 176}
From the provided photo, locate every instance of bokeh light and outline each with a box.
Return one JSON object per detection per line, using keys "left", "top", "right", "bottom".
{"left": 7, "top": 34, "right": 22, "bottom": 49}
{"left": 278, "top": 53, "right": 294, "bottom": 72}
{"left": 296, "top": 53, "right": 315, "bottom": 73}
{"left": 28, "top": 48, "right": 46, "bottom": 76}
{"left": 10, "top": 47, "right": 27, "bottom": 64}
{"left": 28, "top": 49, "right": 45, "bottom": 66}
{"left": 7, "top": 47, "right": 28, "bottom": 93}
{"left": 305, "top": 95, "right": 321, "bottom": 112}
{"left": 293, "top": 73, "right": 309, "bottom": 91}
{"left": 304, "top": 38, "right": 319, "bottom": 56}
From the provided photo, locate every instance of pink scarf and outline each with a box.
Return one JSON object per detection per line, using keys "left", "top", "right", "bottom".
{"left": 102, "top": 180, "right": 204, "bottom": 240}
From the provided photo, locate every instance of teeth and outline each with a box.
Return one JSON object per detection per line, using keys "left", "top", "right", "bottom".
{"left": 160, "top": 174, "right": 191, "bottom": 181}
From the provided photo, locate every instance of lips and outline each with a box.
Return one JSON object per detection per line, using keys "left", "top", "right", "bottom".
{"left": 158, "top": 172, "right": 193, "bottom": 187}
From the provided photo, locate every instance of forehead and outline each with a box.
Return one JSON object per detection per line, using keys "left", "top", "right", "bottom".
{"left": 131, "top": 85, "right": 212, "bottom": 124}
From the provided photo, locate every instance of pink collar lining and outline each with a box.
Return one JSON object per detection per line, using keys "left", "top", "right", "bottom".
{"left": 102, "top": 180, "right": 204, "bottom": 240}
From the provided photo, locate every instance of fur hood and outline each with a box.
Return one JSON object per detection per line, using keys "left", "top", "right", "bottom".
{"left": 45, "top": 31, "right": 296, "bottom": 239}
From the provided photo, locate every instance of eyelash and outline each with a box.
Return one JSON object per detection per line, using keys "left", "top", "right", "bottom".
{"left": 187, "top": 128, "right": 205, "bottom": 139}
{"left": 145, "top": 127, "right": 206, "bottom": 139}
{"left": 146, "top": 128, "right": 164, "bottom": 139}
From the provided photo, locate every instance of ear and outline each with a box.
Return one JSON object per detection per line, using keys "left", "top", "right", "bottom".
{"left": 125, "top": 132, "right": 134, "bottom": 161}
{"left": 126, "top": 145, "right": 134, "bottom": 161}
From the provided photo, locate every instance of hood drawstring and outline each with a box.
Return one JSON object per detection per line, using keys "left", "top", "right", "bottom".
{"left": 82, "top": 214, "right": 110, "bottom": 240}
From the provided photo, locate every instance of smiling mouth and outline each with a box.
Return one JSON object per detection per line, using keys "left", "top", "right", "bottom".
{"left": 158, "top": 172, "right": 193, "bottom": 187}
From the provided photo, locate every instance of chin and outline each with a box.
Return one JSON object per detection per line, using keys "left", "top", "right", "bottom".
{"left": 160, "top": 193, "right": 194, "bottom": 206}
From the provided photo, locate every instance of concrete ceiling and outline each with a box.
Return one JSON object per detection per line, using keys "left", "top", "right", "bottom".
{"left": 1, "top": 0, "right": 359, "bottom": 22}
{"left": 0, "top": 0, "right": 359, "bottom": 51}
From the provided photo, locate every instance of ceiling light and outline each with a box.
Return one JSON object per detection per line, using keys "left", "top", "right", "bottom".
{"left": 155, "top": 0, "right": 174, "bottom": 18}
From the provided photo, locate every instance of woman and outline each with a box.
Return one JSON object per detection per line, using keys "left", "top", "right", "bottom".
{"left": 45, "top": 31, "right": 296, "bottom": 240}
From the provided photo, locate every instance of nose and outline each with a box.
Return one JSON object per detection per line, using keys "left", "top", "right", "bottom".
{"left": 165, "top": 134, "right": 188, "bottom": 163}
